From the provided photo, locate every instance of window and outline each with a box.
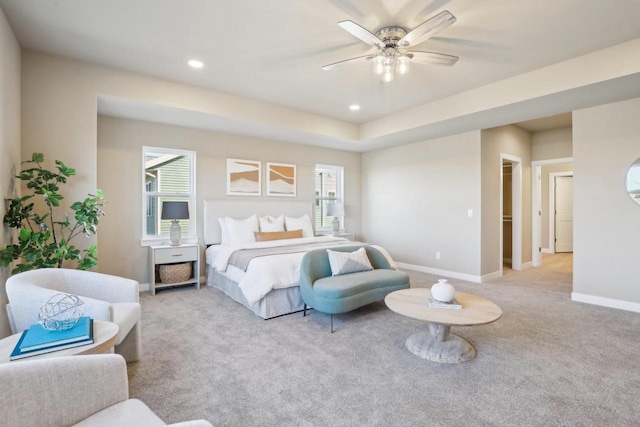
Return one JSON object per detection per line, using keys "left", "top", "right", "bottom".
{"left": 142, "top": 147, "right": 196, "bottom": 244}
{"left": 314, "top": 164, "right": 344, "bottom": 231}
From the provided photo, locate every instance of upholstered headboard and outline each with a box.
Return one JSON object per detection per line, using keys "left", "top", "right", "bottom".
{"left": 203, "top": 199, "right": 314, "bottom": 245}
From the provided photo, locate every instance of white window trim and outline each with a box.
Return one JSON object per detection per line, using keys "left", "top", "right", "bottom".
{"left": 315, "top": 164, "right": 344, "bottom": 233}
{"left": 141, "top": 146, "right": 197, "bottom": 246}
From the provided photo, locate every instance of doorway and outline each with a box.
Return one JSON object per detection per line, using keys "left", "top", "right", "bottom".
{"left": 550, "top": 174, "right": 573, "bottom": 253}
{"left": 531, "top": 157, "right": 574, "bottom": 266}
{"left": 500, "top": 154, "right": 522, "bottom": 275}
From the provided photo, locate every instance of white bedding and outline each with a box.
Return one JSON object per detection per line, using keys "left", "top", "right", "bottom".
{"left": 206, "top": 236, "right": 349, "bottom": 306}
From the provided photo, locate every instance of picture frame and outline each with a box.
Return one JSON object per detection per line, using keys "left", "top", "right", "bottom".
{"left": 226, "top": 158, "right": 261, "bottom": 196}
{"left": 266, "top": 162, "right": 296, "bottom": 197}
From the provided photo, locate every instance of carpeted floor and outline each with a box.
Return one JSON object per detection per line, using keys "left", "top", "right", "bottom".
{"left": 128, "top": 255, "right": 640, "bottom": 426}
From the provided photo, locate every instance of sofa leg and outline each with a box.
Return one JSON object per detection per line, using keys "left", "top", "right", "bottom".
{"left": 330, "top": 314, "right": 334, "bottom": 333}
{"left": 303, "top": 304, "right": 307, "bottom": 317}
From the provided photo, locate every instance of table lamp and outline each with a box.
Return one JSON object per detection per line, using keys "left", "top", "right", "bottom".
{"left": 326, "top": 203, "right": 344, "bottom": 236}
{"left": 161, "top": 201, "right": 189, "bottom": 246}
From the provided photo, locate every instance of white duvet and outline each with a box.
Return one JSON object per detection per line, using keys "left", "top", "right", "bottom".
{"left": 206, "top": 236, "right": 348, "bottom": 306}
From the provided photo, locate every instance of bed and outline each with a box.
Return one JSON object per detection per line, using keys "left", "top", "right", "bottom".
{"left": 203, "top": 199, "right": 357, "bottom": 319}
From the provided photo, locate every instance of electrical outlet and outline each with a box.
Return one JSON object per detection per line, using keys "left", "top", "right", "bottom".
{"left": 435, "top": 251, "right": 441, "bottom": 260}
{"left": 468, "top": 209, "right": 473, "bottom": 217}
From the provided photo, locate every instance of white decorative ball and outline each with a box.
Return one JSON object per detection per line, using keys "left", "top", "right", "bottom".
{"left": 38, "top": 293, "right": 84, "bottom": 331}
{"left": 431, "top": 279, "right": 455, "bottom": 303}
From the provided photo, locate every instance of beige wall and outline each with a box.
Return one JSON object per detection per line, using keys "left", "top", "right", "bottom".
{"left": 361, "top": 131, "right": 482, "bottom": 278}
{"left": 0, "top": 7, "right": 21, "bottom": 338}
{"left": 531, "top": 126, "right": 573, "bottom": 161}
{"left": 97, "top": 116, "right": 361, "bottom": 284}
{"left": 481, "top": 125, "right": 532, "bottom": 276}
{"left": 540, "top": 162, "right": 573, "bottom": 249}
{"left": 573, "top": 97, "right": 640, "bottom": 306}
{"left": 20, "top": 51, "right": 357, "bottom": 281}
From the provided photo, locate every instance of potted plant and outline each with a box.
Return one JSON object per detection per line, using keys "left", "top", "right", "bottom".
{"left": 0, "top": 153, "right": 106, "bottom": 273}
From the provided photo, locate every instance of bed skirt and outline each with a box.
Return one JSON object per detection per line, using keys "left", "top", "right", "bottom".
{"left": 206, "top": 265, "right": 305, "bottom": 319}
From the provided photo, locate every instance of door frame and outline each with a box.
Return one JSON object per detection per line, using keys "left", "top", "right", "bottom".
{"left": 531, "top": 157, "right": 573, "bottom": 266}
{"left": 500, "top": 153, "right": 522, "bottom": 275}
{"left": 549, "top": 172, "right": 574, "bottom": 253}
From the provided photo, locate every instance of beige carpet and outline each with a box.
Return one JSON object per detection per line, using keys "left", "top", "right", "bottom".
{"left": 128, "top": 254, "right": 640, "bottom": 426}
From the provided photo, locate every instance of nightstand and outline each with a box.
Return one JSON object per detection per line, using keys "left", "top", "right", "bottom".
{"left": 149, "top": 244, "right": 200, "bottom": 295}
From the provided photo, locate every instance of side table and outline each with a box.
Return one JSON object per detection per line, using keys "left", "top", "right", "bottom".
{"left": 149, "top": 243, "right": 200, "bottom": 295}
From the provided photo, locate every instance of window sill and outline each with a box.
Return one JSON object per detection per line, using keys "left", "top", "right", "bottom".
{"left": 140, "top": 236, "right": 199, "bottom": 247}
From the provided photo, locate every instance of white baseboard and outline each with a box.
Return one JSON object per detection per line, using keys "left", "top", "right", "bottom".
{"left": 395, "top": 262, "right": 481, "bottom": 283}
{"left": 541, "top": 248, "right": 553, "bottom": 254}
{"left": 138, "top": 276, "right": 205, "bottom": 293}
{"left": 521, "top": 261, "right": 533, "bottom": 270}
{"left": 571, "top": 292, "right": 640, "bottom": 313}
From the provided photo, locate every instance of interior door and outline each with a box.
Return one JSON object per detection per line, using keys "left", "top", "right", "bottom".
{"left": 555, "top": 176, "right": 573, "bottom": 253}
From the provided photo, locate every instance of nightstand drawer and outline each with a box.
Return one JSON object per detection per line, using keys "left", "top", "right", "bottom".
{"left": 154, "top": 246, "right": 198, "bottom": 264}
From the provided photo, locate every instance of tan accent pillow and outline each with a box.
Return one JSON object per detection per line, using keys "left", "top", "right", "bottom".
{"left": 254, "top": 229, "right": 303, "bottom": 242}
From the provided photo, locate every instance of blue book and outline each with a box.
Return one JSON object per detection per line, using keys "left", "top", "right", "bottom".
{"left": 10, "top": 318, "right": 94, "bottom": 360}
{"left": 20, "top": 317, "right": 92, "bottom": 351}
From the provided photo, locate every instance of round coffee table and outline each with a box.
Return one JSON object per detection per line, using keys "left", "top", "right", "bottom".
{"left": 385, "top": 288, "right": 502, "bottom": 363}
{"left": 0, "top": 320, "right": 119, "bottom": 363}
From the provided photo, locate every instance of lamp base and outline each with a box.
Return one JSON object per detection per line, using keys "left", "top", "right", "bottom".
{"left": 169, "top": 220, "right": 181, "bottom": 246}
{"left": 332, "top": 216, "right": 340, "bottom": 236}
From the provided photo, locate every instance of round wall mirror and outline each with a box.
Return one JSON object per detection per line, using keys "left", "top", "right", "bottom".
{"left": 627, "top": 157, "right": 640, "bottom": 205}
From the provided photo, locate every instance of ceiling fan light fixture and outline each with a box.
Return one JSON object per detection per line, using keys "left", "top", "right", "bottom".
{"left": 372, "top": 55, "right": 384, "bottom": 74}
{"left": 396, "top": 55, "right": 410, "bottom": 74}
{"left": 382, "top": 65, "right": 394, "bottom": 83}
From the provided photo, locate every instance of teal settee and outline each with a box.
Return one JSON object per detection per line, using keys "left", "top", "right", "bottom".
{"left": 300, "top": 245, "right": 410, "bottom": 332}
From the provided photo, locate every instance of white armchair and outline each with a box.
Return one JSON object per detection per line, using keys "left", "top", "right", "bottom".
{"left": 6, "top": 268, "right": 141, "bottom": 362}
{"left": 0, "top": 354, "right": 212, "bottom": 427}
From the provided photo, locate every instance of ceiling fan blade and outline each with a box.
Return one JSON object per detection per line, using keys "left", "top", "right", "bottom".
{"left": 407, "top": 51, "right": 459, "bottom": 66}
{"left": 322, "top": 55, "right": 375, "bottom": 71}
{"left": 399, "top": 10, "right": 456, "bottom": 48}
{"left": 337, "top": 20, "right": 382, "bottom": 47}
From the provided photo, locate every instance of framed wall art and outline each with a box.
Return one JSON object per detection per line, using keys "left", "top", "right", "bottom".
{"left": 266, "top": 162, "right": 296, "bottom": 197}
{"left": 226, "top": 158, "right": 261, "bottom": 196}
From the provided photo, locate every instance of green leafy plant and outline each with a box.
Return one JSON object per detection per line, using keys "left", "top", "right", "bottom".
{"left": 0, "top": 152, "right": 106, "bottom": 273}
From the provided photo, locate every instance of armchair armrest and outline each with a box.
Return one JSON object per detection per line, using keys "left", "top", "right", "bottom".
{"left": 63, "top": 270, "right": 139, "bottom": 304}
{"left": 0, "top": 355, "right": 128, "bottom": 427}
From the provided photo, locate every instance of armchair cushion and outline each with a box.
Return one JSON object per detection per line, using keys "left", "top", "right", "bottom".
{"left": 73, "top": 399, "right": 165, "bottom": 427}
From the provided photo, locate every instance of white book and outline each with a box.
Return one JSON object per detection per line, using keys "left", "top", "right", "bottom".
{"left": 423, "top": 296, "right": 462, "bottom": 310}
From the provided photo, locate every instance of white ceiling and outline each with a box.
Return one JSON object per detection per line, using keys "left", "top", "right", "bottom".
{"left": 2, "top": 0, "right": 640, "bottom": 127}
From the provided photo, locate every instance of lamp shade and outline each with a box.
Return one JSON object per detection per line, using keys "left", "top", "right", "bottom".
{"left": 327, "top": 203, "right": 344, "bottom": 217}
{"left": 161, "top": 201, "right": 190, "bottom": 220}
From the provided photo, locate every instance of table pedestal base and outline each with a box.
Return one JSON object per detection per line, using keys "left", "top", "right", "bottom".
{"left": 405, "top": 324, "right": 476, "bottom": 363}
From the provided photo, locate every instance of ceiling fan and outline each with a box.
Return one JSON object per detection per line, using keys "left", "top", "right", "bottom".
{"left": 322, "top": 10, "right": 459, "bottom": 83}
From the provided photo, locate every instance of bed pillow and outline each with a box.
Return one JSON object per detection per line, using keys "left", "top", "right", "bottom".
{"left": 218, "top": 217, "right": 231, "bottom": 245}
{"left": 226, "top": 214, "right": 259, "bottom": 244}
{"left": 327, "top": 247, "right": 373, "bottom": 276}
{"left": 254, "top": 229, "right": 303, "bottom": 242}
{"left": 259, "top": 215, "right": 285, "bottom": 232}
{"left": 284, "top": 214, "right": 314, "bottom": 238}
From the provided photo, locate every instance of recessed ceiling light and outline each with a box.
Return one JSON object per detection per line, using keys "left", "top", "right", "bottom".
{"left": 349, "top": 104, "right": 360, "bottom": 111}
{"left": 188, "top": 59, "right": 204, "bottom": 69}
